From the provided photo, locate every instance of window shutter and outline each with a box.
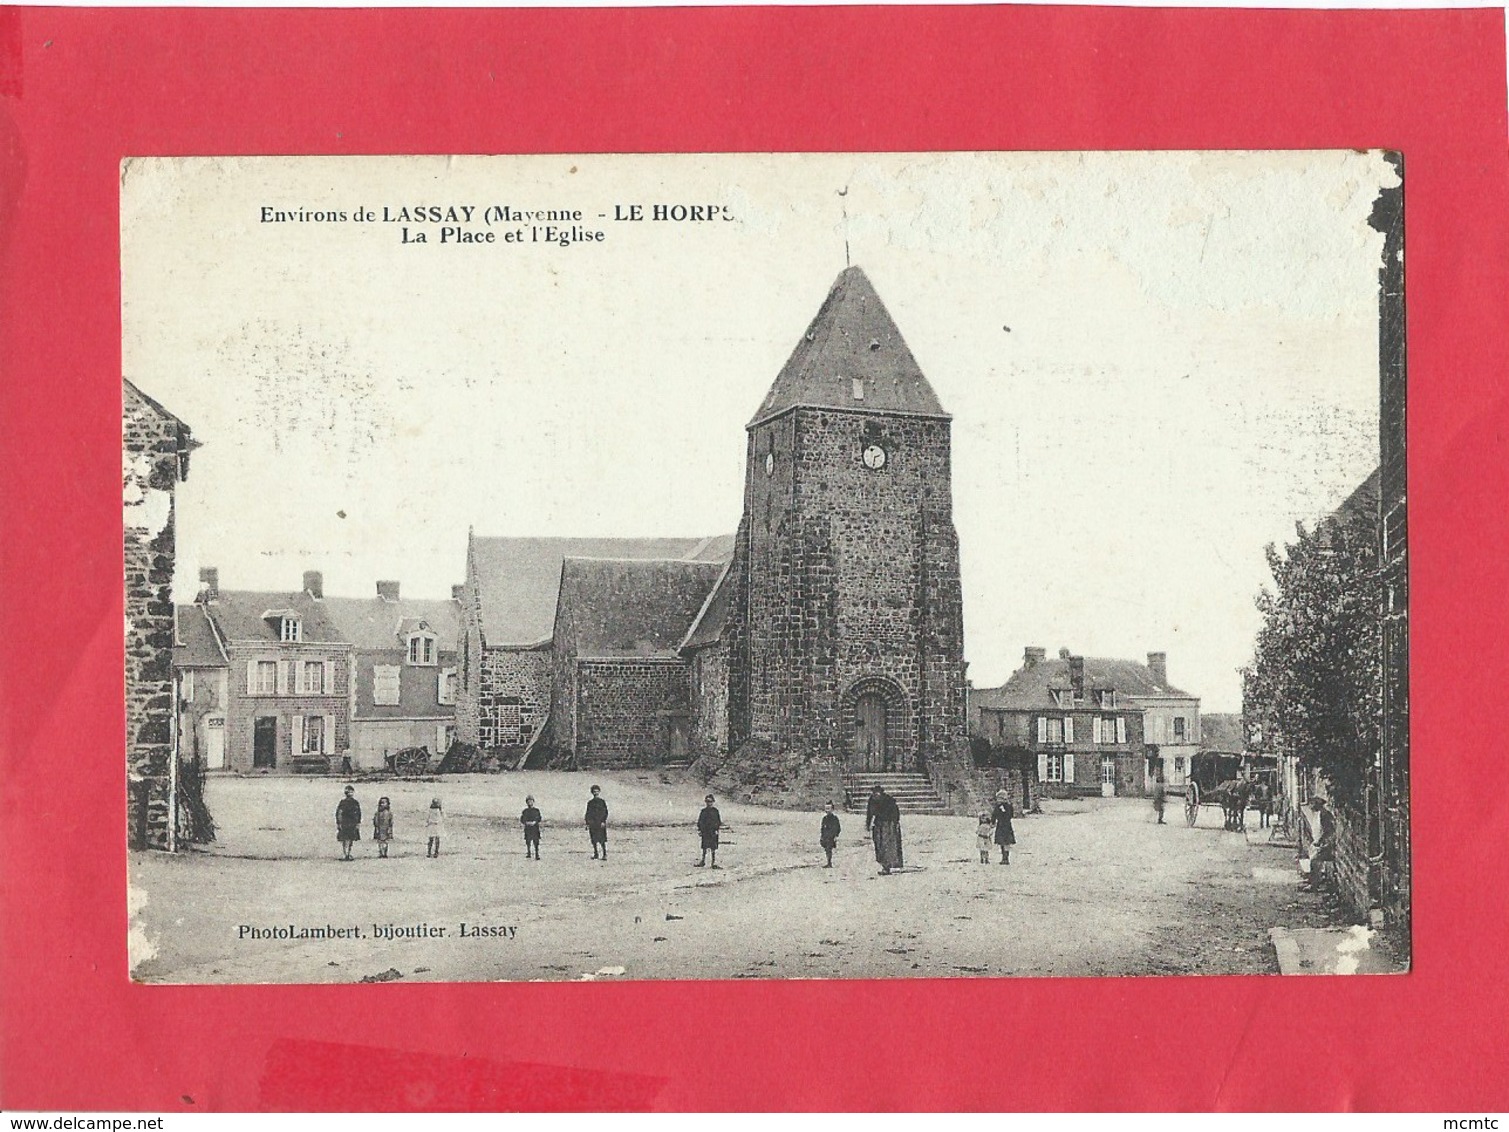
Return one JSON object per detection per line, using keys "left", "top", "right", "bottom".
{"left": 1064, "top": 752, "right": 1076, "bottom": 784}
{"left": 322, "top": 662, "right": 331, "bottom": 695}
{"left": 436, "top": 724, "right": 448, "bottom": 753}
{"left": 1037, "top": 716, "right": 1047, "bottom": 744}
{"left": 321, "top": 715, "right": 330, "bottom": 754}
{"left": 245, "top": 660, "right": 257, "bottom": 695}
{"left": 1037, "top": 752, "right": 1048, "bottom": 781}
{"left": 275, "top": 662, "right": 286, "bottom": 695}
{"left": 1064, "top": 716, "right": 1074, "bottom": 743}
{"left": 1117, "top": 717, "right": 1126, "bottom": 744}
{"left": 292, "top": 715, "right": 304, "bottom": 756}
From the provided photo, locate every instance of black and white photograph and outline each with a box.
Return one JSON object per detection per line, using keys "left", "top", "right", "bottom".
{"left": 122, "top": 151, "right": 1409, "bottom": 983}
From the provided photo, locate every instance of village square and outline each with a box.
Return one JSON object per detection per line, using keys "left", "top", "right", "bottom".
{"left": 122, "top": 154, "right": 1409, "bottom": 983}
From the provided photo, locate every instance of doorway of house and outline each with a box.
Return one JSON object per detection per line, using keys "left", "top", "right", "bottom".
{"left": 204, "top": 715, "right": 225, "bottom": 770}
{"left": 253, "top": 716, "right": 277, "bottom": 769}
{"left": 1100, "top": 754, "right": 1117, "bottom": 797}
{"left": 853, "top": 692, "right": 889, "bottom": 771}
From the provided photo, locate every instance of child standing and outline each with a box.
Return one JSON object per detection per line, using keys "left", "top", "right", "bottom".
{"left": 975, "top": 812, "right": 993, "bottom": 864}
{"left": 426, "top": 797, "right": 444, "bottom": 858}
{"left": 695, "top": 794, "right": 723, "bottom": 869}
{"left": 373, "top": 796, "right": 394, "bottom": 858}
{"left": 819, "top": 802, "right": 841, "bottom": 868}
{"left": 520, "top": 795, "right": 542, "bottom": 860}
{"left": 992, "top": 790, "right": 1016, "bottom": 864}
{"left": 584, "top": 785, "right": 609, "bottom": 860}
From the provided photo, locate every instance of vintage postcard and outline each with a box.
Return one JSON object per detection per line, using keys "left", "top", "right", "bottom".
{"left": 122, "top": 152, "right": 1407, "bottom": 983}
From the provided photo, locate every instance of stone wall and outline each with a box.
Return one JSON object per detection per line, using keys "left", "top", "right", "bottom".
{"left": 124, "top": 384, "right": 184, "bottom": 850}
{"left": 455, "top": 584, "right": 484, "bottom": 745}
{"left": 572, "top": 659, "right": 691, "bottom": 768}
{"left": 1332, "top": 795, "right": 1378, "bottom": 921}
{"left": 688, "top": 643, "right": 729, "bottom": 757}
{"left": 475, "top": 646, "right": 550, "bottom": 751}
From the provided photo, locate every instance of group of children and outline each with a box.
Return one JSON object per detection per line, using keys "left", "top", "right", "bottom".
{"left": 334, "top": 783, "right": 1022, "bottom": 868}
{"left": 334, "top": 785, "right": 444, "bottom": 860}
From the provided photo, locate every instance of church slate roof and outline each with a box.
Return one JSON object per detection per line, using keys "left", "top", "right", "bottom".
{"left": 556, "top": 557, "right": 727, "bottom": 659}
{"left": 322, "top": 597, "right": 462, "bottom": 652}
{"left": 679, "top": 562, "right": 733, "bottom": 652}
{"left": 973, "top": 655, "right": 1194, "bottom": 712}
{"left": 469, "top": 536, "right": 733, "bottom": 646}
{"left": 748, "top": 265, "right": 948, "bottom": 428}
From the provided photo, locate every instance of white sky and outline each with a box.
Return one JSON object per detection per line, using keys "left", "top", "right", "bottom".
{"left": 122, "top": 152, "right": 1393, "bottom": 711}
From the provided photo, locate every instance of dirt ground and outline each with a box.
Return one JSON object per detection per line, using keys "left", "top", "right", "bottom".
{"left": 128, "top": 770, "right": 1347, "bottom": 984}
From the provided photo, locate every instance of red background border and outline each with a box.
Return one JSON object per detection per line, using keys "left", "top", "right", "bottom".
{"left": 1, "top": 6, "right": 1506, "bottom": 1111}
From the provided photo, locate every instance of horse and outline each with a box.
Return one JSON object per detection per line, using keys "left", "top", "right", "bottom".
{"left": 1214, "top": 779, "right": 1251, "bottom": 832}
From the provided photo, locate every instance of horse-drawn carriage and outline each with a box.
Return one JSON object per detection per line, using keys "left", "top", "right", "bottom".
{"left": 1183, "top": 752, "right": 1278, "bottom": 830}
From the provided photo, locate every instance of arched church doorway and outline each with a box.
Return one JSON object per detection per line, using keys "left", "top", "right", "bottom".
{"left": 854, "top": 692, "right": 889, "bottom": 771}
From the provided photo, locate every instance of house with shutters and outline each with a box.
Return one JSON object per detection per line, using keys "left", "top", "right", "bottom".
{"left": 187, "top": 567, "right": 353, "bottom": 773}
{"left": 971, "top": 647, "right": 1199, "bottom": 797}
{"left": 322, "top": 581, "right": 463, "bottom": 769}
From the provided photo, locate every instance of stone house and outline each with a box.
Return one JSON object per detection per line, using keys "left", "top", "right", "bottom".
{"left": 124, "top": 379, "right": 197, "bottom": 849}
{"left": 972, "top": 647, "right": 1198, "bottom": 798}
{"left": 322, "top": 582, "right": 462, "bottom": 770}
{"left": 189, "top": 568, "right": 353, "bottom": 773}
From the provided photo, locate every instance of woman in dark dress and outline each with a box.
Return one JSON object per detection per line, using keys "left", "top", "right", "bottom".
{"left": 991, "top": 789, "right": 1016, "bottom": 864}
{"left": 865, "top": 786, "right": 904, "bottom": 874}
{"left": 336, "top": 785, "right": 361, "bottom": 861}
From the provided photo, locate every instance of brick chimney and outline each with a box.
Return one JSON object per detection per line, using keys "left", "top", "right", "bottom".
{"left": 1147, "top": 652, "right": 1168, "bottom": 686}
{"left": 198, "top": 566, "right": 219, "bottom": 602}
{"left": 451, "top": 584, "right": 465, "bottom": 602}
{"left": 1068, "top": 655, "right": 1086, "bottom": 697}
{"left": 1023, "top": 646, "right": 1047, "bottom": 669}
{"left": 1058, "top": 647, "right": 1071, "bottom": 660}
{"left": 303, "top": 570, "right": 323, "bottom": 599}
{"left": 377, "top": 580, "right": 401, "bottom": 602}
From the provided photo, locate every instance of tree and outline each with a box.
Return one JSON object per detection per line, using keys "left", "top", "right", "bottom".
{"left": 1243, "top": 485, "right": 1382, "bottom": 805}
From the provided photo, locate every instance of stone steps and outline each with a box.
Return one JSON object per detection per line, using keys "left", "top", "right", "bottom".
{"left": 843, "top": 771, "right": 950, "bottom": 814}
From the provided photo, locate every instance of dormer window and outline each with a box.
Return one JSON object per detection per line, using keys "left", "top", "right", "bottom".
{"left": 280, "top": 617, "right": 302, "bottom": 642}
{"left": 1098, "top": 689, "right": 1117, "bottom": 709}
{"left": 408, "top": 633, "right": 436, "bottom": 666}
{"left": 1052, "top": 687, "right": 1075, "bottom": 708}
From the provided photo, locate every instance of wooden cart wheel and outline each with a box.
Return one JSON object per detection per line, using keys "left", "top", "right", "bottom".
{"left": 1184, "top": 782, "right": 1200, "bottom": 826}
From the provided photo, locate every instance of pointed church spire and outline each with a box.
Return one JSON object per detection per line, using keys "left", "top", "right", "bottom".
{"left": 748, "top": 266, "right": 949, "bottom": 428}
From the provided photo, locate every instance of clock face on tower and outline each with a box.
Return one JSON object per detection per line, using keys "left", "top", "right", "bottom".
{"left": 862, "top": 443, "right": 888, "bottom": 470}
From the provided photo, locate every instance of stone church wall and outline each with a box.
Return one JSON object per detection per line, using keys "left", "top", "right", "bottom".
{"left": 688, "top": 644, "right": 729, "bottom": 757}
{"left": 476, "top": 646, "right": 551, "bottom": 751}
{"left": 572, "top": 660, "right": 690, "bottom": 768}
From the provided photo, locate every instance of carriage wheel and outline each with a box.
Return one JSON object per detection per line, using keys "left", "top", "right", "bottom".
{"left": 1184, "top": 783, "right": 1200, "bottom": 826}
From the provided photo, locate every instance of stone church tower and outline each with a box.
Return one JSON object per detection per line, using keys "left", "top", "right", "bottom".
{"left": 722, "top": 266, "right": 972, "bottom": 805}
